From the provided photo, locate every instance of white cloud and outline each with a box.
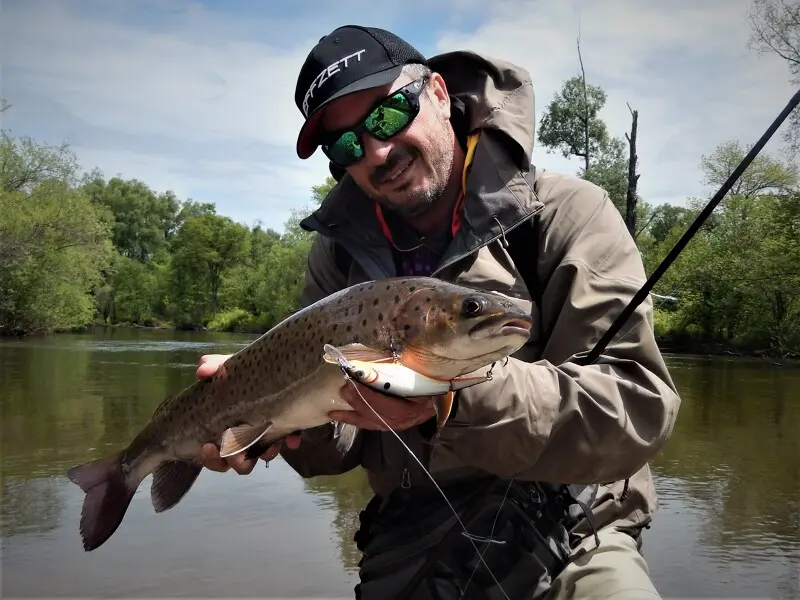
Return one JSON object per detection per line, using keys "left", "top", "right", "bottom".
{"left": 1, "top": 0, "right": 373, "bottom": 230}
{"left": 1, "top": 0, "right": 795, "bottom": 235}
{"left": 435, "top": 0, "right": 796, "bottom": 206}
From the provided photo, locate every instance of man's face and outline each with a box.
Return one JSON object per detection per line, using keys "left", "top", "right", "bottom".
{"left": 319, "top": 72, "right": 456, "bottom": 220}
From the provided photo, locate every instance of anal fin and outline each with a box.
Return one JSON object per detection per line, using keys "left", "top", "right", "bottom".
{"left": 219, "top": 423, "right": 273, "bottom": 458}
{"left": 151, "top": 460, "right": 203, "bottom": 513}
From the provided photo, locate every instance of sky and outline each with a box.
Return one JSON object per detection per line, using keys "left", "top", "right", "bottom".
{"left": 1, "top": 0, "right": 795, "bottom": 233}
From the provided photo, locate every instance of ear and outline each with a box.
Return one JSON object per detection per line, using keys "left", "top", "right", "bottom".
{"left": 427, "top": 72, "right": 451, "bottom": 120}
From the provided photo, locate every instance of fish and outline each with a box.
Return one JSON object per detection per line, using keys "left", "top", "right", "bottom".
{"left": 66, "top": 276, "right": 533, "bottom": 552}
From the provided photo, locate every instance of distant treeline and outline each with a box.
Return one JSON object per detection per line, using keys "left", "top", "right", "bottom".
{"left": 2, "top": 53, "right": 799, "bottom": 358}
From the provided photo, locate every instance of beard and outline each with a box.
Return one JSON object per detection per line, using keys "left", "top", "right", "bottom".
{"left": 368, "top": 122, "right": 455, "bottom": 221}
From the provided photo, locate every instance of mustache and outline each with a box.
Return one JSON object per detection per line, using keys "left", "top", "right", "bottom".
{"left": 370, "top": 147, "right": 417, "bottom": 188}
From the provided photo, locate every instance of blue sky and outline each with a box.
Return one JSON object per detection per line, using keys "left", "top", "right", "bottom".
{"left": 2, "top": 0, "right": 794, "bottom": 233}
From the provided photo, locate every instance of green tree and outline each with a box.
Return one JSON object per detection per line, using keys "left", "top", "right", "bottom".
{"left": 0, "top": 132, "right": 113, "bottom": 335}
{"left": 168, "top": 213, "right": 250, "bottom": 324}
{"left": 312, "top": 175, "right": 337, "bottom": 205}
{"left": 82, "top": 176, "right": 177, "bottom": 263}
{"left": 582, "top": 136, "right": 629, "bottom": 214}
{"left": 537, "top": 76, "right": 609, "bottom": 173}
{"left": 700, "top": 139, "right": 798, "bottom": 200}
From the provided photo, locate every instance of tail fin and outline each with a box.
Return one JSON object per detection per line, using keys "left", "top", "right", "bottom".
{"left": 67, "top": 452, "right": 138, "bottom": 552}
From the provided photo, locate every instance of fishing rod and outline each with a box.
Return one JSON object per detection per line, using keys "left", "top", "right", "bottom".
{"left": 579, "top": 86, "right": 800, "bottom": 366}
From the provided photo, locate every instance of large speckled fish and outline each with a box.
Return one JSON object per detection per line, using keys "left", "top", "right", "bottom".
{"left": 66, "top": 276, "right": 533, "bottom": 551}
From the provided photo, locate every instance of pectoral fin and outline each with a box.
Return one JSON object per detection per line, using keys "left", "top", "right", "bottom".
{"left": 323, "top": 343, "right": 393, "bottom": 365}
{"left": 219, "top": 423, "right": 274, "bottom": 458}
{"left": 434, "top": 391, "right": 455, "bottom": 435}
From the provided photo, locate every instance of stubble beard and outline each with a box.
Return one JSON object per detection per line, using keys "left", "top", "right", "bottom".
{"left": 376, "top": 141, "right": 455, "bottom": 221}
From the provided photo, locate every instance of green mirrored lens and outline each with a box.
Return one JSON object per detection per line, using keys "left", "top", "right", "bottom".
{"left": 329, "top": 131, "right": 363, "bottom": 165}
{"left": 324, "top": 89, "right": 414, "bottom": 166}
{"left": 365, "top": 93, "right": 411, "bottom": 139}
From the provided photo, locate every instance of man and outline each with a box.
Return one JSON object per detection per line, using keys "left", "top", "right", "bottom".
{"left": 197, "top": 25, "right": 681, "bottom": 600}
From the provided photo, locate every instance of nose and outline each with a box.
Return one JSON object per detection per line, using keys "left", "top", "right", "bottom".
{"left": 360, "top": 134, "right": 395, "bottom": 167}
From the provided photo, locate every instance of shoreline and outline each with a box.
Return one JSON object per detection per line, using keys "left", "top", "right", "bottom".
{"left": 4, "top": 322, "right": 798, "bottom": 365}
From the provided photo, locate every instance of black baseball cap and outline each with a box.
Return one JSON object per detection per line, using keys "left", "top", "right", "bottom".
{"left": 294, "top": 25, "right": 427, "bottom": 159}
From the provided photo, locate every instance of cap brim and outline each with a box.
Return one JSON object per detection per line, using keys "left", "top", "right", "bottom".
{"left": 296, "top": 65, "right": 404, "bottom": 159}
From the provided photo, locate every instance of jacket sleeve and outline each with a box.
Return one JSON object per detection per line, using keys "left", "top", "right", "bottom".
{"left": 279, "top": 234, "right": 365, "bottom": 477}
{"left": 436, "top": 180, "right": 681, "bottom": 485}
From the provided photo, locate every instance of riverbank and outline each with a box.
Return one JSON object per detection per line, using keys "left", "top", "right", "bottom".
{"left": 4, "top": 321, "right": 798, "bottom": 364}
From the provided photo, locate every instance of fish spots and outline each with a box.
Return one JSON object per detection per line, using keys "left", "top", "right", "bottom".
{"left": 358, "top": 302, "right": 363, "bottom": 314}
{"left": 373, "top": 299, "right": 379, "bottom": 306}
{"left": 394, "top": 295, "right": 400, "bottom": 304}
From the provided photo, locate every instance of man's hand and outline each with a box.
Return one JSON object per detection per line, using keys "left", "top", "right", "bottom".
{"left": 329, "top": 381, "right": 442, "bottom": 431}
{"left": 195, "top": 353, "right": 302, "bottom": 474}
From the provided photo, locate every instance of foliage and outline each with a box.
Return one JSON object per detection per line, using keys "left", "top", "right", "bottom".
{"left": 537, "top": 76, "right": 609, "bottom": 169}
{"left": 2, "top": 38, "right": 798, "bottom": 356}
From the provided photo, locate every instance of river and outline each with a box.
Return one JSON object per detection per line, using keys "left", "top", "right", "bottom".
{"left": 1, "top": 328, "right": 798, "bottom": 599}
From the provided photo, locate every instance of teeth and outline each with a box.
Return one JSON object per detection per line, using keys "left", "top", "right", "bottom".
{"left": 387, "top": 158, "right": 413, "bottom": 182}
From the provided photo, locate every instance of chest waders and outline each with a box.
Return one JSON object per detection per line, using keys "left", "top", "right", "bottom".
{"left": 352, "top": 477, "right": 600, "bottom": 600}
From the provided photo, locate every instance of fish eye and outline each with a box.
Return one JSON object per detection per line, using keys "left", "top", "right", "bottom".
{"left": 461, "top": 295, "right": 487, "bottom": 317}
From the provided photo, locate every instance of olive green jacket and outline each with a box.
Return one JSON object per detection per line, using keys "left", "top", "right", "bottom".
{"left": 281, "top": 49, "right": 681, "bottom": 538}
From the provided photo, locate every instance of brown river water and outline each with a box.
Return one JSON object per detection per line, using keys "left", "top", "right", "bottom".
{"left": 1, "top": 328, "right": 798, "bottom": 599}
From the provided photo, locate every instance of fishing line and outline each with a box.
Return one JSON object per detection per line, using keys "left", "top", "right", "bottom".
{"left": 459, "top": 478, "right": 514, "bottom": 598}
{"left": 340, "top": 374, "right": 513, "bottom": 600}
{"left": 580, "top": 86, "right": 800, "bottom": 366}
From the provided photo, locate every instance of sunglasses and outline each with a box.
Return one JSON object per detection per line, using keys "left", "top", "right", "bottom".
{"left": 320, "top": 77, "right": 429, "bottom": 168}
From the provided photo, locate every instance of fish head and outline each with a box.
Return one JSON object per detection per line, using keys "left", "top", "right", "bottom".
{"left": 390, "top": 281, "right": 533, "bottom": 380}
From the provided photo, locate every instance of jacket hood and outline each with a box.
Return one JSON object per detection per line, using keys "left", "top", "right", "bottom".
{"left": 426, "top": 50, "right": 535, "bottom": 169}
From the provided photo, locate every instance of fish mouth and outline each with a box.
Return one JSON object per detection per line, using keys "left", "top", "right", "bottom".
{"left": 469, "top": 312, "right": 532, "bottom": 339}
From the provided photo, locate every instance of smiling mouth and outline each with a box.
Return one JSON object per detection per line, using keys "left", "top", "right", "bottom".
{"left": 382, "top": 157, "right": 415, "bottom": 186}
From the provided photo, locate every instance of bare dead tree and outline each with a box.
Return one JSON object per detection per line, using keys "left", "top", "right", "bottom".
{"left": 576, "top": 36, "right": 591, "bottom": 173}
{"left": 625, "top": 102, "right": 640, "bottom": 236}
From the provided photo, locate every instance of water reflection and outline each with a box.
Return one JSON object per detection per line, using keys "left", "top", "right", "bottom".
{"left": 1, "top": 332, "right": 798, "bottom": 599}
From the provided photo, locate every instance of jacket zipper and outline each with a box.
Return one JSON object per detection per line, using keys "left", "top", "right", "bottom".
{"left": 431, "top": 208, "right": 543, "bottom": 277}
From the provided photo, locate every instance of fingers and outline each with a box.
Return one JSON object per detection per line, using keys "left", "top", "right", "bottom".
{"left": 281, "top": 433, "right": 303, "bottom": 450}
{"left": 200, "top": 442, "right": 233, "bottom": 472}
{"left": 332, "top": 383, "right": 437, "bottom": 431}
{"left": 196, "top": 354, "right": 231, "bottom": 379}
{"left": 199, "top": 442, "right": 257, "bottom": 474}
{"left": 200, "top": 433, "right": 303, "bottom": 475}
